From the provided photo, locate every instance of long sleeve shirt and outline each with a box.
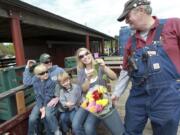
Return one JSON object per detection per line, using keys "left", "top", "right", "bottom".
{"left": 112, "top": 70, "right": 130, "bottom": 97}
{"left": 55, "top": 83, "right": 82, "bottom": 112}
{"left": 33, "top": 77, "right": 56, "bottom": 108}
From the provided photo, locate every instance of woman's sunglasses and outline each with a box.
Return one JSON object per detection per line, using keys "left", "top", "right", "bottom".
{"left": 79, "top": 52, "right": 90, "bottom": 59}
{"left": 38, "top": 70, "right": 48, "bottom": 76}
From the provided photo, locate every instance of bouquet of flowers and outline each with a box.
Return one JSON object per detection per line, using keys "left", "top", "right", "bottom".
{"left": 81, "top": 85, "right": 113, "bottom": 117}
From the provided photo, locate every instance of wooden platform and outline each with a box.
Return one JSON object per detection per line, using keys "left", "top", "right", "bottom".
{"left": 103, "top": 56, "right": 123, "bottom": 74}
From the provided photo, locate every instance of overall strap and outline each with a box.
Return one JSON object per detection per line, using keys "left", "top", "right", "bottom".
{"left": 153, "top": 24, "right": 164, "bottom": 43}
{"left": 153, "top": 19, "right": 166, "bottom": 43}
{"left": 131, "top": 35, "right": 136, "bottom": 53}
{"left": 131, "top": 19, "right": 167, "bottom": 50}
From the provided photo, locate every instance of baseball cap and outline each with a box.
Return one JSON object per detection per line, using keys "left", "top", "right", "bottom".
{"left": 39, "top": 53, "right": 51, "bottom": 63}
{"left": 117, "top": 0, "right": 150, "bottom": 22}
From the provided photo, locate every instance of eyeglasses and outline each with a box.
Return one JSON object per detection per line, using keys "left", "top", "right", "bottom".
{"left": 43, "top": 60, "right": 52, "bottom": 64}
{"left": 79, "top": 52, "right": 90, "bottom": 59}
{"left": 38, "top": 70, "right": 48, "bottom": 76}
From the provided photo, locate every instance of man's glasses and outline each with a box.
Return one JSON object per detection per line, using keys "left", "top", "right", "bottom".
{"left": 38, "top": 70, "right": 48, "bottom": 76}
{"left": 43, "top": 60, "right": 52, "bottom": 64}
{"left": 79, "top": 52, "right": 90, "bottom": 59}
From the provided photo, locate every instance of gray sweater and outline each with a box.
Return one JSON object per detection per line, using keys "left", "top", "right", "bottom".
{"left": 55, "top": 83, "right": 82, "bottom": 112}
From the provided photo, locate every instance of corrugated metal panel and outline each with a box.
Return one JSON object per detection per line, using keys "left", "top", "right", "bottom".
{"left": 119, "top": 26, "right": 131, "bottom": 56}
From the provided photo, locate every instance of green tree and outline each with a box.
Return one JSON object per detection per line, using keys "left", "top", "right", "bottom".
{"left": 0, "top": 43, "right": 15, "bottom": 57}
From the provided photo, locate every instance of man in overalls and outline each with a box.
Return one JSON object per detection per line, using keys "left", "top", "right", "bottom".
{"left": 112, "top": 0, "right": 180, "bottom": 135}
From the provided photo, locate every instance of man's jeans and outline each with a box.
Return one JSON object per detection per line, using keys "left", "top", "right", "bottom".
{"left": 28, "top": 105, "right": 59, "bottom": 135}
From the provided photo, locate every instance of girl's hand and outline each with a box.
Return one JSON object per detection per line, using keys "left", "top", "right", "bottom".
{"left": 66, "top": 101, "right": 75, "bottom": 109}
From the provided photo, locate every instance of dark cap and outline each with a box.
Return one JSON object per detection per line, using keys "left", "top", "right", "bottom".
{"left": 117, "top": 0, "right": 150, "bottom": 22}
{"left": 39, "top": 53, "right": 51, "bottom": 63}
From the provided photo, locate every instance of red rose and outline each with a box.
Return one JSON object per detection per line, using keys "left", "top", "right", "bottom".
{"left": 92, "top": 90, "right": 102, "bottom": 100}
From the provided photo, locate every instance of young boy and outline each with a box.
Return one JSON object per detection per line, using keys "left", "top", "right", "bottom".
{"left": 27, "top": 64, "right": 61, "bottom": 135}
{"left": 55, "top": 71, "right": 82, "bottom": 135}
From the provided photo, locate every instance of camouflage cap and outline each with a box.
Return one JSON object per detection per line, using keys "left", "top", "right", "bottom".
{"left": 39, "top": 53, "right": 51, "bottom": 63}
{"left": 117, "top": 0, "right": 150, "bottom": 22}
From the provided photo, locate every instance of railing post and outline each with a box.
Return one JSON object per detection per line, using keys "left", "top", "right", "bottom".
{"left": 16, "top": 91, "right": 26, "bottom": 114}
{"left": 86, "top": 34, "right": 90, "bottom": 50}
{"left": 9, "top": 10, "right": 25, "bottom": 66}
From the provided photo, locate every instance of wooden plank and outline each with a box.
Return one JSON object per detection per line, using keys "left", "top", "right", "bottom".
{"left": 105, "top": 61, "right": 123, "bottom": 65}
{"left": 109, "top": 66, "right": 122, "bottom": 69}
{"left": 16, "top": 91, "right": 26, "bottom": 114}
{"left": 103, "top": 56, "right": 123, "bottom": 61}
{"left": 0, "top": 85, "right": 28, "bottom": 101}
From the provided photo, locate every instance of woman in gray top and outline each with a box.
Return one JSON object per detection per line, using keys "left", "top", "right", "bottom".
{"left": 72, "top": 48, "right": 124, "bottom": 135}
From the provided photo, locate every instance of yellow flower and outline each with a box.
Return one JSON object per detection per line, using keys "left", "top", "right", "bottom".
{"left": 89, "top": 106, "right": 96, "bottom": 113}
{"left": 86, "top": 92, "right": 92, "bottom": 99}
{"left": 96, "top": 99, "right": 108, "bottom": 106}
{"left": 81, "top": 100, "right": 88, "bottom": 108}
{"left": 98, "top": 85, "right": 107, "bottom": 93}
{"left": 89, "top": 98, "right": 95, "bottom": 102}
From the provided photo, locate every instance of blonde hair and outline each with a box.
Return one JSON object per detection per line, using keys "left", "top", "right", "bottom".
{"left": 57, "top": 71, "right": 70, "bottom": 83}
{"left": 75, "top": 47, "right": 96, "bottom": 71}
{"left": 33, "top": 64, "right": 47, "bottom": 75}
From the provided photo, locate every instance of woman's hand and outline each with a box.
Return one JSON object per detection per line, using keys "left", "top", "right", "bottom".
{"left": 95, "top": 58, "right": 106, "bottom": 68}
{"left": 96, "top": 58, "right": 117, "bottom": 80}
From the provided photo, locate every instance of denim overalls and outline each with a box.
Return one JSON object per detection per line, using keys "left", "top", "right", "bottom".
{"left": 124, "top": 24, "right": 180, "bottom": 135}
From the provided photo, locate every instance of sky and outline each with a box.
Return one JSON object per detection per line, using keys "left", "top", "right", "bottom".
{"left": 20, "top": 0, "right": 180, "bottom": 37}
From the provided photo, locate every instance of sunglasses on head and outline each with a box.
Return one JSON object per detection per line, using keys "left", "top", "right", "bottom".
{"left": 43, "top": 60, "right": 52, "bottom": 64}
{"left": 79, "top": 52, "right": 90, "bottom": 59}
{"left": 38, "top": 70, "right": 48, "bottom": 76}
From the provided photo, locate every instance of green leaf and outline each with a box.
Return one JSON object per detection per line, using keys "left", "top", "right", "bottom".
{"left": 102, "top": 74, "right": 108, "bottom": 81}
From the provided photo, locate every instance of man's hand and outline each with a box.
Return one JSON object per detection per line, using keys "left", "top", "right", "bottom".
{"left": 26, "top": 60, "right": 36, "bottom": 68}
{"left": 40, "top": 107, "right": 45, "bottom": 119}
{"left": 47, "top": 97, "right": 59, "bottom": 107}
{"left": 111, "top": 95, "right": 119, "bottom": 106}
